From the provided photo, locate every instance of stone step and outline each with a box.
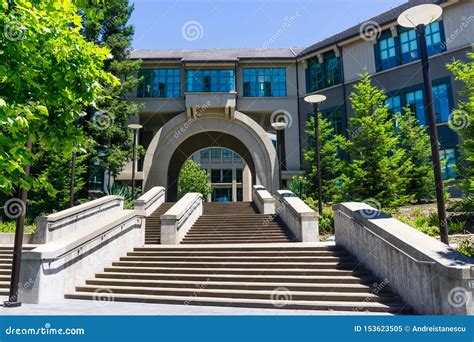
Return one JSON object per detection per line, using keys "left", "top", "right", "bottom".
{"left": 73, "top": 284, "right": 401, "bottom": 303}
{"left": 127, "top": 250, "right": 349, "bottom": 257}
{"left": 120, "top": 256, "right": 355, "bottom": 263}
{"left": 85, "top": 278, "right": 385, "bottom": 293}
{"left": 104, "top": 266, "right": 371, "bottom": 276}
{"left": 181, "top": 239, "right": 293, "bottom": 244}
{"left": 65, "top": 291, "right": 412, "bottom": 313}
{"left": 95, "top": 272, "right": 378, "bottom": 284}
{"left": 134, "top": 245, "right": 341, "bottom": 252}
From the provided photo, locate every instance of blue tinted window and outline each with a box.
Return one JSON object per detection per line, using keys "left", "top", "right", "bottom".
{"left": 386, "top": 96, "right": 402, "bottom": 115}
{"left": 186, "top": 69, "right": 235, "bottom": 92}
{"left": 307, "top": 59, "right": 324, "bottom": 92}
{"left": 432, "top": 83, "right": 450, "bottom": 123}
{"left": 426, "top": 21, "right": 445, "bottom": 56}
{"left": 325, "top": 56, "right": 341, "bottom": 87}
{"left": 243, "top": 68, "right": 286, "bottom": 97}
{"left": 405, "top": 90, "right": 425, "bottom": 125}
{"left": 137, "top": 68, "right": 181, "bottom": 98}
{"left": 400, "top": 29, "right": 419, "bottom": 63}
{"left": 440, "top": 149, "right": 456, "bottom": 180}
{"left": 378, "top": 36, "right": 398, "bottom": 70}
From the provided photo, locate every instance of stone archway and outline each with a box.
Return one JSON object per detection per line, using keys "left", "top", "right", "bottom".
{"left": 143, "top": 111, "right": 278, "bottom": 200}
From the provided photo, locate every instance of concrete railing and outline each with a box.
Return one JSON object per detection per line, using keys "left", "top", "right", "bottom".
{"left": 134, "top": 186, "right": 165, "bottom": 217}
{"left": 252, "top": 185, "right": 275, "bottom": 214}
{"left": 33, "top": 196, "right": 124, "bottom": 244}
{"left": 160, "top": 193, "right": 203, "bottom": 244}
{"left": 275, "top": 190, "right": 319, "bottom": 242}
{"left": 19, "top": 210, "right": 144, "bottom": 303}
{"left": 334, "top": 202, "right": 474, "bottom": 315}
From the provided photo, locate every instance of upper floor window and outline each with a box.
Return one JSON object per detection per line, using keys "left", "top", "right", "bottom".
{"left": 405, "top": 89, "right": 425, "bottom": 126}
{"left": 186, "top": 69, "right": 235, "bottom": 92}
{"left": 222, "top": 149, "right": 233, "bottom": 163}
{"left": 243, "top": 68, "right": 286, "bottom": 97}
{"left": 377, "top": 35, "right": 398, "bottom": 71}
{"left": 400, "top": 29, "right": 419, "bottom": 63}
{"left": 137, "top": 68, "right": 181, "bottom": 98}
{"left": 440, "top": 148, "right": 457, "bottom": 180}
{"left": 432, "top": 83, "right": 450, "bottom": 123}
{"left": 307, "top": 52, "right": 342, "bottom": 92}
{"left": 426, "top": 21, "right": 445, "bottom": 56}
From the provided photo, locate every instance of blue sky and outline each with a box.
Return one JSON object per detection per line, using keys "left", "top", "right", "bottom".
{"left": 129, "top": 0, "right": 407, "bottom": 50}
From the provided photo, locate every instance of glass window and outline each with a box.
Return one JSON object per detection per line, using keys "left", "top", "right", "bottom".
{"left": 426, "top": 21, "right": 445, "bottom": 56}
{"left": 210, "top": 148, "right": 221, "bottom": 162}
{"left": 440, "top": 149, "right": 456, "bottom": 180}
{"left": 211, "top": 169, "right": 221, "bottom": 183}
{"left": 236, "top": 169, "right": 243, "bottom": 183}
{"left": 137, "top": 68, "right": 181, "bottom": 98}
{"left": 186, "top": 69, "right": 235, "bottom": 92}
{"left": 325, "top": 55, "right": 341, "bottom": 88}
{"left": 378, "top": 36, "right": 398, "bottom": 70}
{"left": 386, "top": 96, "right": 402, "bottom": 115}
{"left": 307, "top": 59, "right": 324, "bottom": 92}
{"left": 236, "top": 187, "right": 243, "bottom": 201}
{"left": 432, "top": 83, "right": 450, "bottom": 123}
{"left": 233, "top": 152, "right": 242, "bottom": 163}
{"left": 405, "top": 90, "right": 425, "bottom": 126}
{"left": 222, "top": 169, "right": 232, "bottom": 183}
{"left": 222, "top": 149, "right": 232, "bottom": 163}
{"left": 400, "top": 29, "right": 419, "bottom": 63}
{"left": 200, "top": 149, "right": 210, "bottom": 163}
{"left": 243, "top": 68, "right": 286, "bottom": 97}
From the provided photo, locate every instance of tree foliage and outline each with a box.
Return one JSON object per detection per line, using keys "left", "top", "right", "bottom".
{"left": 0, "top": 0, "right": 117, "bottom": 196}
{"left": 178, "top": 160, "right": 211, "bottom": 199}
{"left": 448, "top": 51, "right": 474, "bottom": 215}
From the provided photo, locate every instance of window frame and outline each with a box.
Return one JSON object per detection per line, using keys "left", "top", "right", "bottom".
{"left": 242, "top": 67, "right": 287, "bottom": 97}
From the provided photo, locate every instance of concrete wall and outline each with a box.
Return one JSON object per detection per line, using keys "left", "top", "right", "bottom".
{"left": 253, "top": 185, "right": 275, "bottom": 214}
{"left": 334, "top": 202, "right": 474, "bottom": 315}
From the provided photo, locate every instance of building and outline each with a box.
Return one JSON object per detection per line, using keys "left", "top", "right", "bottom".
{"left": 119, "top": 0, "right": 473, "bottom": 201}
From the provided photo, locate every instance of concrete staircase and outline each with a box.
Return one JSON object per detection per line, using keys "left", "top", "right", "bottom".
{"left": 144, "top": 202, "right": 175, "bottom": 244}
{"left": 0, "top": 246, "right": 34, "bottom": 296}
{"left": 65, "top": 244, "right": 412, "bottom": 313}
{"left": 181, "top": 202, "right": 294, "bottom": 244}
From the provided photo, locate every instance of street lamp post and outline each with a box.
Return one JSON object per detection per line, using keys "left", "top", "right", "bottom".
{"left": 398, "top": 4, "right": 449, "bottom": 244}
{"left": 271, "top": 122, "right": 288, "bottom": 190}
{"left": 304, "top": 94, "right": 327, "bottom": 216}
{"left": 128, "top": 124, "right": 142, "bottom": 200}
{"left": 69, "top": 112, "right": 87, "bottom": 208}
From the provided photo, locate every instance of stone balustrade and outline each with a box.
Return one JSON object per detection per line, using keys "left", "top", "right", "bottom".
{"left": 252, "top": 185, "right": 275, "bottom": 214}
{"left": 134, "top": 186, "right": 166, "bottom": 217}
{"left": 334, "top": 202, "right": 474, "bottom": 315}
{"left": 34, "top": 196, "right": 124, "bottom": 244}
{"left": 275, "top": 190, "right": 319, "bottom": 242}
{"left": 160, "top": 193, "right": 203, "bottom": 244}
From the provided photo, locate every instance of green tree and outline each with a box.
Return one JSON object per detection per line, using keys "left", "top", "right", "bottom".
{"left": 447, "top": 51, "right": 474, "bottom": 216}
{"left": 338, "top": 74, "right": 410, "bottom": 206}
{"left": 0, "top": 0, "right": 117, "bottom": 197}
{"left": 304, "top": 113, "right": 344, "bottom": 202}
{"left": 395, "top": 108, "right": 434, "bottom": 202}
{"left": 178, "top": 160, "right": 211, "bottom": 199}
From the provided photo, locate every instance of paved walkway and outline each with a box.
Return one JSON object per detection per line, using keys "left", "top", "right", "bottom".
{"left": 0, "top": 297, "right": 391, "bottom": 316}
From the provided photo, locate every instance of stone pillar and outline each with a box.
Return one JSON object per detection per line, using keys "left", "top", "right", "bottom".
{"left": 242, "top": 165, "right": 252, "bottom": 201}
{"left": 232, "top": 168, "right": 237, "bottom": 202}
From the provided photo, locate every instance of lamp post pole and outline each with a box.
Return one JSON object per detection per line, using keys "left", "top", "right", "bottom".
{"left": 304, "top": 94, "right": 326, "bottom": 216}
{"left": 398, "top": 4, "right": 449, "bottom": 244}
{"left": 417, "top": 24, "right": 449, "bottom": 244}
{"left": 313, "top": 102, "right": 323, "bottom": 216}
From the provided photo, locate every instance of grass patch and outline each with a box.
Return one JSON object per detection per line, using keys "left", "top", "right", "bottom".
{"left": 0, "top": 221, "right": 36, "bottom": 234}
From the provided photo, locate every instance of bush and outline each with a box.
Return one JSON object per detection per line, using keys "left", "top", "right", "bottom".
{"left": 0, "top": 221, "right": 36, "bottom": 233}
{"left": 456, "top": 238, "right": 474, "bottom": 258}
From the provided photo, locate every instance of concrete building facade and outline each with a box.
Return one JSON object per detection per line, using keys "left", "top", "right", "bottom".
{"left": 120, "top": 0, "right": 473, "bottom": 201}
